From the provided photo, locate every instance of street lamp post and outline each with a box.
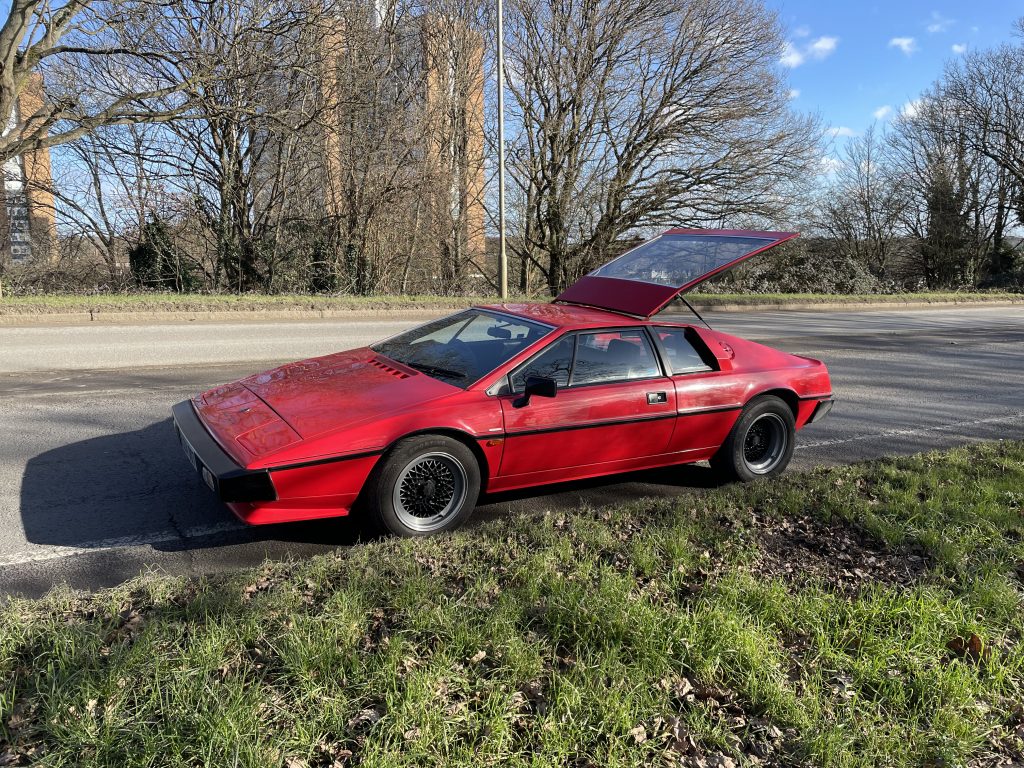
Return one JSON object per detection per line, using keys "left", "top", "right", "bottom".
{"left": 496, "top": 0, "right": 508, "bottom": 300}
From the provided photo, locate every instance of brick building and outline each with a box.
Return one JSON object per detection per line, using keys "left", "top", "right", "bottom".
{"left": 321, "top": 9, "right": 487, "bottom": 290}
{"left": 1, "top": 73, "right": 55, "bottom": 263}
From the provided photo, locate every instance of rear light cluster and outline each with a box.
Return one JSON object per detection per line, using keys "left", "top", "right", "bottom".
{"left": 370, "top": 358, "right": 411, "bottom": 379}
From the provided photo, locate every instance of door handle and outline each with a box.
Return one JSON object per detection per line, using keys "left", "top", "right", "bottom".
{"left": 647, "top": 391, "right": 667, "bottom": 405}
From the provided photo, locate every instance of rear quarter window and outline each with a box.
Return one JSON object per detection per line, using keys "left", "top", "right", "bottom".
{"left": 654, "top": 327, "right": 714, "bottom": 374}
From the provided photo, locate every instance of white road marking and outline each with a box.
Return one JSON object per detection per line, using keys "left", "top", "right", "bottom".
{"left": 796, "top": 410, "right": 1024, "bottom": 450}
{"left": 0, "top": 522, "right": 245, "bottom": 567}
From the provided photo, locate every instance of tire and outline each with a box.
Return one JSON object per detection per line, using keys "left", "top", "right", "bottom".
{"left": 710, "top": 395, "right": 795, "bottom": 483}
{"left": 362, "top": 435, "right": 480, "bottom": 537}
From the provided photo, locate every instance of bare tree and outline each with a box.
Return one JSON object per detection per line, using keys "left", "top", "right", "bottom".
{"left": 48, "top": 123, "right": 176, "bottom": 280}
{"left": 817, "top": 126, "right": 905, "bottom": 279}
{"left": 501, "top": 0, "right": 821, "bottom": 295}
{"left": 939, "top": 25, "right": 1023, "bottom": 275}
{"left": 141, "top": 0, "right": 337, "bottom": 291}
{"left": 888, "top": 91, "right": 1000, "bottom": 288}
{"left": 319, "top": 1, "right": 432, "bottom": 295}
{"left": 0, "top": 0, "right": 211, "bottom": 162}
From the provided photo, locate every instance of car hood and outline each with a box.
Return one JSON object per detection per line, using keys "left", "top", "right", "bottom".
{"left": 193, "top": 349, "right": 457, "bottom": 464}
{"left": 556, "top": 228, "right": 797, "bottom": 317}
{"left": 240, "top": 349, "right": 457, "bottom": 439}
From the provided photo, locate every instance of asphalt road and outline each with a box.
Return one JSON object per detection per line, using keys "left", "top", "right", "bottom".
{"left": 2, "top": 306, "right": 1022, "bottom": 597}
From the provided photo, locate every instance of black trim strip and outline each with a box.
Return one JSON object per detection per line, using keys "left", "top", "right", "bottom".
{"left": 171, "top": 400, "right": 278, "bottom": 503}
{"left": 505, "top": 412, "right": 677, "bottom": 438}
{"left": 501, "top": 402, "right": 742, "bottom": 439}
{"left": 798, "top": 393, "right": 834, "bottom": 401}
{"left": 269, "top": 450, "right": 384, "bottom": 473}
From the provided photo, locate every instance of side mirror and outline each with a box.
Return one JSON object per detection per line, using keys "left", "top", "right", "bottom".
{"left": 512, "top": 375, "right": 558, "bottom": 408}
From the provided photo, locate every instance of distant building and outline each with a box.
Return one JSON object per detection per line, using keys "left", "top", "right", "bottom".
{"left": 320, "top": 8, "right": 486, "bottom": 289}
{"left": 421, "top": 15, "right": 486, "bottom": 268}
{"left": 1, "top": 73, "right": 55, "bottom": 263}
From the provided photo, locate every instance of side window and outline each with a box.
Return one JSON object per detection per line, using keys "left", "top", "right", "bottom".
{"left": 571, "top": 329, "right": 660, "bottom": 386}
{"left": 510, "top": 335, "right": 574, "bottom": 393}
{"left": 655, "top": 327, "right": 713, "bottom": 374}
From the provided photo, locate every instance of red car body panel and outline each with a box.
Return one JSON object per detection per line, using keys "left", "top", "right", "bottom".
{"left": 171, "top": 229, "right": 833, "bottom": 526}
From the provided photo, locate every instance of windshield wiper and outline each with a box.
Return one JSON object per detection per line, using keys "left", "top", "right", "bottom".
{"left": 406, "top": 361, "right": 467, "bottom": 380}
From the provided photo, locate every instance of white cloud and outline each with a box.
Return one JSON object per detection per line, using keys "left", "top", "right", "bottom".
{"left": 926, "top": 12, "right": 955, "bottom": 34}
{"left": 780, "top": 42, "right": 805, "bottom": 68}
{"left": 952, "top": 43, "right": 967, "bottom": 54}
{"left": 780, "top": 35, "right": 838, "bottom": 67}
{"left": 889, "top": 37, "right": 919, "bottom": 55}
{"left": 873, "top": 105, "right": 893, "bottom": 120}
{"left": 820, "top": 156, "right": 843, "bottom": 175}
{"left": 793, "top": 25, "right": 811, "bottom": 38}
{"left": 809, "top": 36, "right": 839, "bottom": 59}
{"left": 827, "top": 126, "right": 858, "bottom": 138}
{"left": 901, "top": 99, "right": 923, "bottom": 118}
{"left": 788, "top": 88, "right": 801, "bottom": 100}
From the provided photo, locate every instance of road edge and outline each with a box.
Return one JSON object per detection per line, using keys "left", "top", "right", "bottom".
{"left": 2, "top": 298, "right": 1021, "bottom": 326}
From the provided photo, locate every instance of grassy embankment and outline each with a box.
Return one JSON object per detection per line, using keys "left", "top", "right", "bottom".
{"left": 0, "top": 290, "right": 1021, "bottom": 315}
{"left": 1, "top": 441, "right": 1023, "bottom": 767}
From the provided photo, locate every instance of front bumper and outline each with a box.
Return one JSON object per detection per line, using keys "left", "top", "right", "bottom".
{"left": 171, "top": 400, "right": 278, "bottom": 503}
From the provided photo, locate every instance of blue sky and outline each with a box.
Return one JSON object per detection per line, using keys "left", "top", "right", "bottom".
{"left": 770, "top": 0, "right": 1024, "bottom": 147}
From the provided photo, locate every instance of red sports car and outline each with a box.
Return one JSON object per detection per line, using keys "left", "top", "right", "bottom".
{"left": 172, "top": 229, "right": 833, "bottom": 536}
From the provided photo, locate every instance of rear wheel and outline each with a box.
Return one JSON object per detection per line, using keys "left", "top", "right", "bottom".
{"left": 710, "top": 395, "right": 795, "bottom": 482}
{"left": 363, "top": 435, "right": 480, "bottom": 537}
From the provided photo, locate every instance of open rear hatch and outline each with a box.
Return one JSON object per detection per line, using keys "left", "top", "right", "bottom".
{"left": 555, "top": 229, "right": 797, "bottom": 318}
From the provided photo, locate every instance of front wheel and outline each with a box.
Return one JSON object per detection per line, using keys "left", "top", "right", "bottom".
{"left": 710, "top": 395, "right": 795, "bottom": 482}
{"left": 363, "top": 435, "right": 481, "bottom": 537}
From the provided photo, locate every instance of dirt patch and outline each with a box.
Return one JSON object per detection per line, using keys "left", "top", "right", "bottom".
{"left": 743, "top": 510, "right": 929, "bottom": 594}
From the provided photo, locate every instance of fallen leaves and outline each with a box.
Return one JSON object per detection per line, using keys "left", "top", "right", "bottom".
{"left": 242, "top": 575, "right": 275, "bottom": 601}
{"left": 945, "top": 633, "right": 992, "bottom": 665}
{"left": 743, "top": 509, "right": 929, "bottom": 593}
{"left": 346, "top": 707, "right": 382, "bottom": 733}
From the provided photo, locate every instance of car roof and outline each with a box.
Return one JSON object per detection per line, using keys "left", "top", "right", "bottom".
{"left": 477, "top": 302, "right": 690, "bottom": 330}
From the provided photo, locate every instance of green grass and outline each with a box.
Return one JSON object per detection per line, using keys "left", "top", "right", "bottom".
{"left": 0, "top": 293, "right": 495, "bottom": 315}
{"left": 690, "top": 290, "right": 1022, "bottom": 306}
{"left": 2, "top": 441, "right": 1023, "bottom": 767}
{"left": 0, "top": 290, "right": 1020, "bottom": 315}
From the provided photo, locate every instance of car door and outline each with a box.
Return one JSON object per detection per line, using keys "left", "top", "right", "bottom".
{"left": 498, "top": 328, "right": 677, "bottom": 479}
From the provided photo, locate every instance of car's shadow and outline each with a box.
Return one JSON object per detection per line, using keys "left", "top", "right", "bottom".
{"left": 19, "top": 418, "right": 725, "bottom": 555}
{"left": 18, "top": 418, "right": 362, "bottom": 553}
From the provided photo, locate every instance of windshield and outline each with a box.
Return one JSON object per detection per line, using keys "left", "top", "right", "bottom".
{"left": 590, "top": 234, "right": 774, "bottom": 288}
{"left": 372, "top": 310, "right": 553, "bottom": 387}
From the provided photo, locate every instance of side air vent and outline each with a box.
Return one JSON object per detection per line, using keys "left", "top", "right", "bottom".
{"left": 370, "top": 357, "right": 411, "bottom": 379}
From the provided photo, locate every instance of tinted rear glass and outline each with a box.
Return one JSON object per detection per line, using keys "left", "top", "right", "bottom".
{"left": 590, "top": 234, "right": 773, "bottom": 288}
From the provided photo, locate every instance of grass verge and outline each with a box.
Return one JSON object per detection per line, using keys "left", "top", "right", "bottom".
{"left": 0, "top": 290, "right": 1020, "bottom": 315}
{"left": 0, "top": 293, "right": 490, "bottom": 315}
{"left": 1, "top": 441, "right": 1023, "bottom": 767}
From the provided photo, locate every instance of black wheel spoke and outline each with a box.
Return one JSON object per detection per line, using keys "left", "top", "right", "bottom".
{"left": 741, "top": 413, "right": 789, "bottom": 474}
{"left": 393, "top": 452, "right": 468, "bottom": 531}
